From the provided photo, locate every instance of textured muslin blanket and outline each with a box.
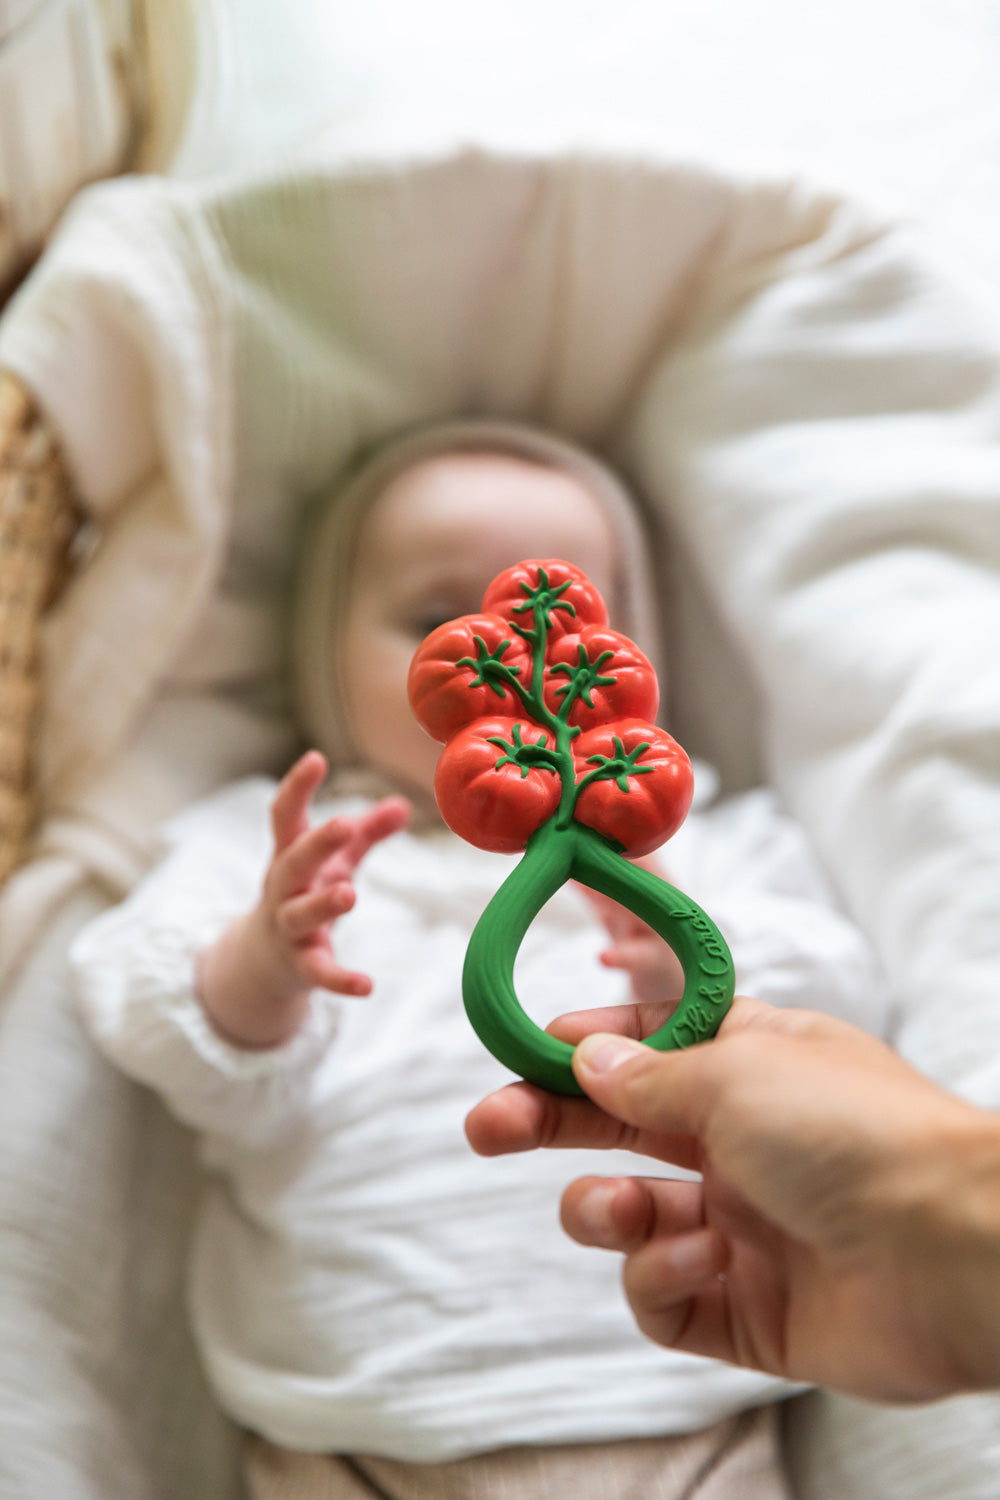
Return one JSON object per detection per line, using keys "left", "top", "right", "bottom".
{"left": 68, "top": 776, "right": 885, "bottom": 1458}
{"left": 1, "top": 142, "right": 999, "bottom": 1499}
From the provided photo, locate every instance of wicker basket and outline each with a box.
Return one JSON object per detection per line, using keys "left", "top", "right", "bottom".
{"left": 0, "top": 369, "right": 79, "bottom": 888}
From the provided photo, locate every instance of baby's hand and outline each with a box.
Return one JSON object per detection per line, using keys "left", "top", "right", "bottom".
{"left": 197, "top": 751, "right": 410, "bottom": 1048}
{"left": 262, "top": 751, "right": 411, "bottom": 998}
{"left": 581, "top": 857, "right": 684, "bottom": 1006}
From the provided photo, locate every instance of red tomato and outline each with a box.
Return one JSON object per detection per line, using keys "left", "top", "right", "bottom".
{"left": 572, "top": 719, "right": 693, "bottom": 857}
{"left": 407, "top": 614, "right": 533, "bottom": 743}
{"left": 543, "top": 625, "right": 659, "bottom": 728}
{"left": 434, "top": 717, "right": 561, "bottom": 854}
{"left": 481, "top": 559, "right": 608, "bottom": 643}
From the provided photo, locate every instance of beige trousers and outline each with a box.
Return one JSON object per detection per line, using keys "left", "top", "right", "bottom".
{"left": 245, "top": 1407, "right": 792, "bottom": 1500}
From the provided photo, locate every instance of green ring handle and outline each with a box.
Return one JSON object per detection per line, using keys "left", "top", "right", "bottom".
{"left": 463, "top": 817, "right": 735, "bottom": 1094}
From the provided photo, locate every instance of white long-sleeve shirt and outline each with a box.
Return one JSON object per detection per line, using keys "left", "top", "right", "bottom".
{"left": 70, "top": 776, "right": 888, "bottom": 1461}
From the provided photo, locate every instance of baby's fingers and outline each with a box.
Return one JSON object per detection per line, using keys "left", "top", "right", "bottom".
{"left": 601, "top": 939, "right": 684, "bottom": 1004}
{"left": 340, "top": 796, "right": 411, "bottom": 869}
{"left": 277, "top": 881, "right": 356, "bottom": 940}
{"left": 296, "top": 946, "right": 372, "bottom": 998}
{"left": 578, "top": 885, "right": 642, "bottom": 942}
{"left": 271, "top": 817, "right": 356, "bottom": 901}
{"left": 271, "top": 751, "right": 328, "bottom": 851}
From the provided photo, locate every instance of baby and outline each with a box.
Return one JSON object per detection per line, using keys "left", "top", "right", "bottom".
{"left": 71, "top": 420, "right": 886, "bottom": 1500}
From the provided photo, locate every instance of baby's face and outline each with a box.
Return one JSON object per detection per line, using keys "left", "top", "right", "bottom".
{"left": 341, "top": 451, "right": 619, "bottom": 802}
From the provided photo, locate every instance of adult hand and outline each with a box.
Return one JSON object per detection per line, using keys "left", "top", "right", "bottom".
{"left": 465, "top": 997, "right": 1000, "bottom": 1401}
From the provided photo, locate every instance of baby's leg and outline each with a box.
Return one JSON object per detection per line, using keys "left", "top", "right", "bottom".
{"left": 245, "top": 1406, "right": 792, "bottom": 1499}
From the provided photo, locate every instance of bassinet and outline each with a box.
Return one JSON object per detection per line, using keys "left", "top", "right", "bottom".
{"left": 1, "top": 84, "right": 1000, "bottom": 1500}
{"left": 0, "top": 371, "right": 77, "bottom": 888}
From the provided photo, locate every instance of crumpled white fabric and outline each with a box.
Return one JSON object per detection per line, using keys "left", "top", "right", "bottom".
{"left": 0, "top": 143, "right": 998, "bottom": 1498}
{"left": 68, "top": 776, "right": 878, "bottom": 1459}
{"left": 66, "top": 780, "right": 869, "bottom": 1458}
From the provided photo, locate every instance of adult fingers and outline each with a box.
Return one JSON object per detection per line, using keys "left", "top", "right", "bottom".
{"left": 463, "top": 1078, "right": 702, "bottom": 1170}
{"left": 547, "top": 999, "right": 679, "bottom": 1047}
{"left": 465, "top": 1082, "right": 642, "bottom": 1157}
{"left": 562, "top": 1176, "right": 736, "bottom": 1365}
{"left": 560, "top": 1173, "right": 705, "bottom": 1252}
{"left": 571, "top": 1032, "right": 732, "bottom": 1142}
{"left": 466, "top": 999, "right": 734, "bottom": 1165}
{"left": 570, "top": 1001, "right": 865, "bottom": 1147}
{"left": 467, "top": 998, "right": 813, "bottom": 1163}
{"left": 622, "top": 1232, "right": 735, "bottom": 1365}
{"left": 550, "top": 995, "right": 779, "bottom": 1049}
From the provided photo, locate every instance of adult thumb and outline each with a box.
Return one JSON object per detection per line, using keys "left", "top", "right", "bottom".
{"left": 571, "top": 1032, "right": 715, "bottom": 1140}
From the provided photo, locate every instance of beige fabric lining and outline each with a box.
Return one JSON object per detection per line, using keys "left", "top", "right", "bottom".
{"left": 245, "top": 1407, "right": 791, "bottom": 1500}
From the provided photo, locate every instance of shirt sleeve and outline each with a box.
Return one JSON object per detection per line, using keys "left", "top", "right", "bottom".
{"left": 69, "top": 778, "right": 340, "bottom": 1148}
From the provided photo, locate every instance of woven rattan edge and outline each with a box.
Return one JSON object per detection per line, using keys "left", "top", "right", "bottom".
{"left": 0, "top": 368, "right": 80, "bottom": 888}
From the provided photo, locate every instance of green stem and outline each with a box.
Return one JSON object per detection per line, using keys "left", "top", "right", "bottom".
{"left": 516, "top": 601, "right": 582, "bottom": 824}
{"left": 463, "top": 820, "right": 735, "bottom": 1094}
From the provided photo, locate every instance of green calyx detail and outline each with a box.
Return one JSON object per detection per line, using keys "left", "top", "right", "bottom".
{"left": 582, "top": 735, "right": 653, "bottom": 794}
{"left": 488, "top": 722, "right": 559, "bottom": 778}
{"left": 509, "top": 566, "right": 577, "bottom": 639}
{"left": 550, "top": 645, "right": 616, "bottom": 712}
{"left": 472, "top": 580, "right": 636, "bottom": 824}
{"left": 463, "top": 819, "right": 735, "bottom": 1094}
{"left": 455, "top": 635, "right": 522, "bottom": 698}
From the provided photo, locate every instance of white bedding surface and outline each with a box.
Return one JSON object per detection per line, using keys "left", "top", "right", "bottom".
{"left": 152, "top": 0, "right": 1000, "bottom": 314}
{"left": 2, "top": 6, "right": 1000, "bottom": 1499}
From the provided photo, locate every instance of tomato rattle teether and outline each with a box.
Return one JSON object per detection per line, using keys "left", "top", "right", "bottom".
{"left": 407, "top": 558, "right": 734, "bottom": 1094}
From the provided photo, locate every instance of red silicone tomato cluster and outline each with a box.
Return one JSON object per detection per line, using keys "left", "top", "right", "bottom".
{"left": 572, "top": 720, "right": 692, "bottom": 856}
{"left": 407, "top": 614, "right": 531, "bottom": 742}
{"left": 432, "top": 717, "right": 560, "bottom": 854}
{"left": 481, "top": 559, "right": 608, "bottom": 642}
{"left": 543, "top": 624, "right": 659, "bottom": 728}
{"left": 407, "top": 558, "right": 693, "bottom": 856}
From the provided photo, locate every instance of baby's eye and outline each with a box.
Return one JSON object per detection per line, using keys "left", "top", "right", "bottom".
{"left": 407, "top": 610, "right": 455, "bottom": 640}
{"left": 412, "top": 594, "right": 483, "bottom": 636}
{"left": 401, "top": 589, "right": 482, "bottom": 639}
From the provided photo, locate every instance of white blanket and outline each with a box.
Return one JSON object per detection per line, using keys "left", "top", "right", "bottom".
{"left": 1, "top": 143, "right": 1000, "bottom": 1498}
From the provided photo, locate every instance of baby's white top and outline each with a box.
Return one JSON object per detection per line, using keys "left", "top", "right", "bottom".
{"left": 71, "top": 776, "right": 886, "bottom": 1460}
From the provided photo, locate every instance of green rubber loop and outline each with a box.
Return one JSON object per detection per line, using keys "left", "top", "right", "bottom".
{"left": 463, "top": 817, "right": 735, "bottom": 1094}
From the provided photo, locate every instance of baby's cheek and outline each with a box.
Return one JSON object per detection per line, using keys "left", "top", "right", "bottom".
{"left": 380, "top": 703, "right": 443, "bottom": 797}
{"left": 344, "top": 628, "right": 441, "bottom": 796}
{"left": 347, "top": 636, "right": 402, "bottom": 724}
